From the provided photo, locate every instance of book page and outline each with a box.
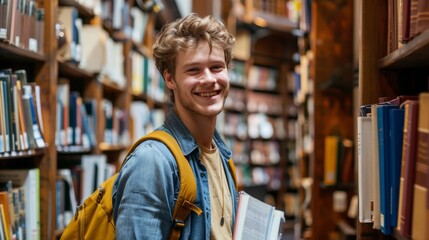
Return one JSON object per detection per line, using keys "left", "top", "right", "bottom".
{"left": 234, "top": 191, "right": 285, "bottom": 240}
{"left": 269, "top": 210, "right": 285, "bottom": 240}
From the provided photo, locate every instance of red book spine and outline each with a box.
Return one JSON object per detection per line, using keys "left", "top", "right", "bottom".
{"left": 399, "top": 100, "right": 419, "bottom": 238}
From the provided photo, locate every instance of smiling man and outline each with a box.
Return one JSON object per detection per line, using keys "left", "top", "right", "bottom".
{"left": 112, "top": 14, "right": 238, "bottom": 239}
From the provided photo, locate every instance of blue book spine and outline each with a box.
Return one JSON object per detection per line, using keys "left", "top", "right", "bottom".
{"left": 1, "top": 80, "right": 11, "bottom": 152}
{"left": 69, "top": 92, "right": 78, "bottom": 146}
{"left": 389, "top": 108, "right": 405, "bottom": 227}
{"left": 377, "top": 105, "right": 397, "bottom": 235}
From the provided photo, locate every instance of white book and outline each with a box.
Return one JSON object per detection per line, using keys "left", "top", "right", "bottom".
{"left": 101, "top": 38, "right": 125, "bottom": 88}
{"left": 79, "top": 24, "right": 107, "bottom": 73}
{"left": 57, "top": 80, "right": 70, "bottom": 146}
{"left": 233, "top": 191, "right": 285, "bottom": 240}
{"left": 357, "top": 116, "right": 374, "bottom": 223}
{"left": 112, "top": 0, "right": 124, "bottom": 29}
{"left": 81, "top": 154, "right": 107, "bottom": 203}
{"left": 58, "top": 169, "right": 78, "bottom": 224}
{"left": 130, "top": 7, "right": 148, "bottom": 43}
{"left": 130, "top": 101, "right": 150, "bottom": 143}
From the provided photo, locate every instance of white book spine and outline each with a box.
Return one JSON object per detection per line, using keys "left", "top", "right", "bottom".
{"left": 358, "top": 116, "right": 374, "bottom": 223}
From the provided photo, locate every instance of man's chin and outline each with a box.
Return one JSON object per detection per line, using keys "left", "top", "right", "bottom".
{"left": 200, "top": 107, "right": 223, "bottom": 117}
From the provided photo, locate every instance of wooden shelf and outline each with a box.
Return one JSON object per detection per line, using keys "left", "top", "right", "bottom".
{"left": 0, "top": 148, "right": 46, "bottom": 160}
{"left": 379, "top": 30, "right": 429, "bottom": 69}
{"left": 133, "top": 42, "right": 152, "bottom": 57}
{"left": 0, "top": 149, "right": 45, "bottom": 169}
{"left": 58, "top": 59, "right": 95, "bottom": 79}
{"left": 241, "top": 10, "right": 297, "bottom": 33}
{"left": 0, "top": 41, "right": 45, "bottom": 63}
{"left": 56, "top": 146, "right": 92, "bottom": 154}
{"left": 100, "top": 76, "right": 126, "bottom": 94}
{"left": 132, "top": 91, "right": 149, "bottom": 101}
{"left": 319, "top": 183, "right": 355, "bottom": 191}
{"left": 336, "top": 219, "right": 356, "bottom": 240}
{"left": 229, "top": 81, "right": 246, "bottom": 89}
{"left": 99, "top": 143, "right": 127, "bottom": 152}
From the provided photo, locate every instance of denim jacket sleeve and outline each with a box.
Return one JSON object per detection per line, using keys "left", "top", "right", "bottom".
{"left": 113, "top": 140, "right": 179, "bottom": 239}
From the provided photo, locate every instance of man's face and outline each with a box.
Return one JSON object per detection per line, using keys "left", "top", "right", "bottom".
{"left": 165, "top": 41, "right": 229, "bottom": 119}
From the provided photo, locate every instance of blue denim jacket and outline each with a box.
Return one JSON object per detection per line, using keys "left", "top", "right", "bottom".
{"left": 112, "top": 109, "right": 238, "bottom": 239}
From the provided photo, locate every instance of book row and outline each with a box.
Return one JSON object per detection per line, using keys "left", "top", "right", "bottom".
{"left": 387, "top": 0, "right": 429, "bottom": 54}
{"left": 58, "top": 4, "right": 156, "bottom": 91}
{"left": 0, "top": 68, "right": 145, "bottom": 155}
{"left": 131, "top": 51, "right": 166, "bottom": 103}
{"left": 0, "top": 0, "right": 44, "bottom": 54}
{"left": 223, "top": 112, "right": 287, "bottom": 140}
{"left": 0, "top": 168, "right": 40, "bottom": 240}
{"left": 358, "top": 93, "right": 429, "bottom": 239}
{"left": 235, "top": 165, "right": 282, "bottom": 191}
{"left": 228, "top": 60, "right": 280, "bottom": 91}
{"left": 225, "top": 88, "right": 285, "bottom": 116}
{"left": 323, "top": 135, "right": 354, "bottom": 186}
{"left": 56, "top": 154, "right": 115, "bottom": 230}
{"left": 0, "top": 69, "right": 45, "bottom": 156}
{"left": 225, "top": 137, "right": 282, "bottom": 166}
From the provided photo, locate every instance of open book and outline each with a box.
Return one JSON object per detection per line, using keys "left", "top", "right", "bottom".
{"left": 233, "top": 191, "right": 285, "bottom": 240}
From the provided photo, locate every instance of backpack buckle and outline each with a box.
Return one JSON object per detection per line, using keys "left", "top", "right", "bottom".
{"left": 75, "top": 204, "right": 83, "bottom": 220}
{"left": 97, "top": 186, "right": 104, "bottom": 203}
{"left": 173, "top": 219, "right": 185, "bottom": 229}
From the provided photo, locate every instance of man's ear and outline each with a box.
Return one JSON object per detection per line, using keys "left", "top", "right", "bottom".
{"left": 164, "top": 71, "right": 176, "bottom": 90}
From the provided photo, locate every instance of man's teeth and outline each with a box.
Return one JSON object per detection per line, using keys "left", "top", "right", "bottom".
{"left": 199, "top": 91, "right": 217, "bottom": 97}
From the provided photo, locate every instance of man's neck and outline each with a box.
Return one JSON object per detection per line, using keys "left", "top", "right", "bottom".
{"left": 175, "top": 109, "right": 216, "bottom": 149}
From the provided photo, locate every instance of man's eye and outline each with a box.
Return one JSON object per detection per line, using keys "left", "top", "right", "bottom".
{"left": 211, "top": 66, "right": 224, "bottom": 72}
{"left": 187, "top": 68, "right": 199, "bottom": 73}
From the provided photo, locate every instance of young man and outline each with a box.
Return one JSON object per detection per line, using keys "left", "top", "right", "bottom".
{"left": 112, "top": 13, "right": 238, "bottom": 239}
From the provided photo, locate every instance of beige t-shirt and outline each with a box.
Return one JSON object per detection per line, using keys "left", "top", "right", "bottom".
{"left": 199, "top": 144, "right": 233, "bottom": 239}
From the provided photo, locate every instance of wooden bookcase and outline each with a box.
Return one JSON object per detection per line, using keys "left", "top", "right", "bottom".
{"left": 295, "top": 0, "right": 356, "bottom": 239}
{"left": 0, "top": 0, "right": 174, "bottom": 239}
{"left": 357, "top": 1, "right": 429, "bottom": 239}
{"left": 220, "top": 0, "right": 300, "bottom": 224}
{"left": 0, "top": 1, "right": 58, "bottom": 239}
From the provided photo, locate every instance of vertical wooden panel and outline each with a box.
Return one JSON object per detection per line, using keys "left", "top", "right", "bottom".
{"left": 35, "top": 0, "right": 58, "bottom": 239}
{"left": 310, "top": 0, "right": 354, "bottom": 239}
{"left": 358, "top": 0, "right": 392, "bottom": 106}
{"left": 356, "top": 0, "right": 396, "bottom": 239}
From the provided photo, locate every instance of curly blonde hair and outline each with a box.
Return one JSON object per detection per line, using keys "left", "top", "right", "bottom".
{"left": 153, "top": 13, "right": 235, "bottom": 77}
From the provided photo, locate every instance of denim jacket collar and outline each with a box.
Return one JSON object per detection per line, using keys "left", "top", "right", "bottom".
{"left": 162, "top": 108, "right": 232, "bottom": 161}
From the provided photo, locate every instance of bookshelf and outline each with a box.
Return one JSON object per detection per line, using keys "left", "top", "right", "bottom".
{"left": 0, "top": 0, "right": 173, "bottom": 239}
{"left": 221, "top": 0, "right": 300, "bottom": 225}
{"left": 357, "top": 0, "right": 429, "bottom": 240}
{"left": 292, "top": 0, "right": 356, "bottom": 239}
{"left": 0, "top": 1, "right": 57, "bottom": 239}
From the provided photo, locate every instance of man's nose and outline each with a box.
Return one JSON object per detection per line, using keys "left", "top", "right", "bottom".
{"left": 203, "top": 68, "right": 216, "bottom": 82}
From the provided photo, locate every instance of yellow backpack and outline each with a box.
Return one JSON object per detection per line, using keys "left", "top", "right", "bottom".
{"left": 60, "top": 130, "right": 237, "bottom": 240}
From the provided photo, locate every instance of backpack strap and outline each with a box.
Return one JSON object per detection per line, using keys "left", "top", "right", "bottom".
{"left": 122, "top": 130, "right": 202, "bottom": 240}
{"left": 227, "top": 158, "right": 239, "bottom": 191}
